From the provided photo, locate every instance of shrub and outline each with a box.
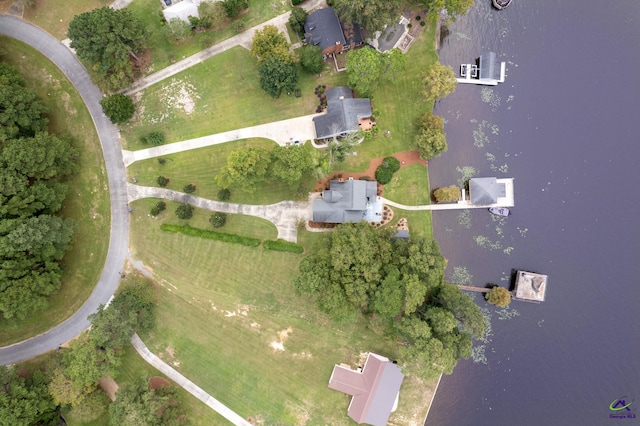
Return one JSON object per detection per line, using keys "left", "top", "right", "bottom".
{"left": 433, "top": 185, "right": 461, "bottom": 203}
{"left": 147, "top": 131, "right": 165, "bottom": 145}
{"left": 375, "top": 166, "right": 393, "bottom": 184}
{"left": 150, "top": 200, "right": 167, "bottom": 215}
{"left": 218, "top": 188, "right": 231, "bottom": 201}
{"left": 175, "top": 203, "right": 194, "bottom": 219}
{"left": 183, "top": 183, "right": 196, "bottom": 194}
{"left": 158, "top": 158, "right": 166, "bottom": 165}
{"left": 161, "top": 224, "right": 261, "bottom": 246}
{"left": 420, "top": 21, "right": 426, "bottom": 27}
{"left": 381, "top": 156, "right": 400, "bottom": 173}
{"left": 209, "top": 212, "right": 227, "bottom": 228}
{"left": 231, "top": 21, "right": 245, "bottom": 33}
{"left": 415, "top": 15, "right": 421, "bottom": 21}
{"left": 292, "top": 0, "right": 304, "bottom": 4}
{"left": 263, "top": 239, "right": 304, "bottom": 254}
{"left": 222, "top": 0, "right": 248, "bottom": 18}
{"left": 299, "top": 45, "right": 324, "bottom": 74}
{"left": 100, "top": 94, "right": 134, "bottom": 124}
{"left": 407, "top": 23, "right": 412, "bottom": 29}
{"left": 486, "top": 286, "right": 511, "bottom": 307}
{"left": 157, "top": 176, "right": 169, "bottom": 187}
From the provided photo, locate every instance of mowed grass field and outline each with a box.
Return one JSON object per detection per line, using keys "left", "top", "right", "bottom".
{"left": 126, "top": 138, "right": 314, "bottom": 205}
{"left": 0, "top": 37, "right": 110, "bottom": 345}
{"left": 384, "top": 164, "right": 433, "bottom": 238}
{"left": 121, "top": 46, "right": 348, "bottom": 149}
{"left": 23, "top": 0, "right": 110, "bottom": 40}
{"left": 128, "top": 199, "right": 431, "bottom": 424}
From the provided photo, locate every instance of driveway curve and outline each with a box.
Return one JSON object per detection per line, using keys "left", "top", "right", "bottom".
{"left": 127, "top": 184, "right": 311, "bottom": 243}
{"left": 0, "top": 16, "right": 129, "bottom": 365}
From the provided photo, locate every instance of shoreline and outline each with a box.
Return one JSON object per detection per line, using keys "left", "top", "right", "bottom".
{"left": 422, "top": 373, "right": 443, "bottom": 424}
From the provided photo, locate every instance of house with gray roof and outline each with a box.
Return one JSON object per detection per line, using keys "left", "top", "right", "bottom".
{"left": 328, "top": 353, "right": 404, "bottom": 426}
{"left": 313, "top": 86, "right": 372, "bottom": 140}
{"left": 313, "top": 178, "right": 381, "bottom": 223}
{"left": 469, "top": 177, "right": 507, "bottom": 205}
{"left": 304, "top": 8, "right": 346, "bottom": 57}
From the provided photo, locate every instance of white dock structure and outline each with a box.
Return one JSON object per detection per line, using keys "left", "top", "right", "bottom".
{"left": 457, "top": 51, "right": 506, "bottom": 86}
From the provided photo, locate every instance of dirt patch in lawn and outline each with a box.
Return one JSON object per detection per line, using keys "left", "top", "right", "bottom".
{"left": 270, "top": 326, "right": 293, "bottom": 353}
{"left": 314, "top": 151, "right": 426, "bottom": 194}
{"left": 150, "top": 376, "right": 171, "bottom": 390}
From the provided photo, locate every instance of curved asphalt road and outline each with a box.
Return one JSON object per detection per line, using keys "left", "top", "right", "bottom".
{"left": 0, "top": 16, "right": 129, "bottom": 365}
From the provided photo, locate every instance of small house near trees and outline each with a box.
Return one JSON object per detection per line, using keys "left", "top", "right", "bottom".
{"left": 328, "top": 353, "right": 405, "bottom": 426}
{"left": 313, "top": 86, "right": 372, "bottom": 140}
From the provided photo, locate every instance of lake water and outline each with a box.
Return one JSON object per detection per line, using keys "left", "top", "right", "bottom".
{"left": 425, "top": 0, "right": 640, "bottom": 425}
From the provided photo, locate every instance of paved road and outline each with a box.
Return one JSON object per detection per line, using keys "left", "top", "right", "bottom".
{"left": 128, "top": 184, "right": 311, "bottom": 242}
{"left": 131, "top": 334, "right": 252, "bottom": 426}
{"left": 0, "top": 16, "right": 129, "bottom": 365}
{"left": 123, "top": 0, "right": 328, "bottom": 95}
{"left": 122, "top": 113, "right": 321, "bottom": 166}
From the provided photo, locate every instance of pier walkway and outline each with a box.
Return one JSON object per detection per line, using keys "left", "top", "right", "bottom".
{"left": 456, "top": 285, "right": 491, "bottom": 294}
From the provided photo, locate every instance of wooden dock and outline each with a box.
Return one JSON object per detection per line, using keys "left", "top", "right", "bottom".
{"left": 456, "top": 285, "right": 491, "bottom": 294}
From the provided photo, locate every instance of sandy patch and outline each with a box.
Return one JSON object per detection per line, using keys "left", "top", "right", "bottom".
{"left": 99, "top": 377, "right": 118, "bottom": 401}
{"left": 270, "top": 326, "right": 293, "bottom": 352}
{"left": 149, "top": 376, "right": 171, "bottom": 390}
{"left": 159, "top": 346, "right": 181, "bottom": 368}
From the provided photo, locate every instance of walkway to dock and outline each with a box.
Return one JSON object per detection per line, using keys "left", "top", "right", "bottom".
{"left": 456, "top": 285, "right": 491, "bottom": 294}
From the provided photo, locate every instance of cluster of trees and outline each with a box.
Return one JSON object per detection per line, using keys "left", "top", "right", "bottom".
{"left": 0, "top": 276, "right": 177, "bottom": 425}
{"left": 294, "top": 223, "right": 484, "bottom": 379}
{"left": 333, "top": 0, "right": 401, "bottom": 33}
{"left": 375, "top": 156, "right": 401, "bottom": 184}
{"left": 346, "top": 47, "right": 406, "bottom": 96}
{"left": 68, "top": 7, "right": 146, "bottom": 90}
{"left": 422, "top": 0, "right": 475, "bottom": 22}
{"left": 250, "top": 26, "right": 298, "bottom": 98}
{"left": 215, "top": 143, "right": 315, "bottom": 193}
{"left": 0, "top": 62, "right": 79, "bottom": 320}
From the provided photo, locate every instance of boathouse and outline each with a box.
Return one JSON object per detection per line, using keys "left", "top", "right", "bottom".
{"left": 513, "top": 270, "right": 548, "bottom": 303}
{"left": 457, "top": 51, "right": 506, "bottom": 85}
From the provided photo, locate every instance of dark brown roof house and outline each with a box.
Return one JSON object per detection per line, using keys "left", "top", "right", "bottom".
{"left": 328, "top": 353, "right": 404, "bottom": 425}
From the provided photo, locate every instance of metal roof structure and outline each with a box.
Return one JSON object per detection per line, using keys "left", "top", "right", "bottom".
{"left": 328, "top": 353, "right": 404, "bottom": 426}
{"left": 469, "top": 177, "right": 506, "bottom": 205}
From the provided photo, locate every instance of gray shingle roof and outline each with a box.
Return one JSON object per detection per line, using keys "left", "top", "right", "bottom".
{"left": 479, "top": 51, "right": 501, "bottom": 81}
{"left": 377, "top": 22, "right": 405, "bottom": 52}
{"left": 304, "top": 8, "right": 346, "bottom": 52}
{"left": 313, "top": 87, "right": 372, "bottom": 139}
{"left": 469, "top": 177, "right": 506, "bottom": 205}
{"left": 313, "top": 179, "right": 377, "bottom": 223}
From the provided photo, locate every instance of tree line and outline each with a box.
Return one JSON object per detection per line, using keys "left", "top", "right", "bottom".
{"left": 294, "top": 222, "right": 485, "bottom": 379}
{"left": 0, "top": 62, "right": 78, "bottom": 321}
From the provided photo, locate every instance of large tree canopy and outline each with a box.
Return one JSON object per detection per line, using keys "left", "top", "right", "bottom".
{"left": 269, "top": 144, "right": 314, "bottom": 188}
{"left": 294, "top": 223, "right": 484, "bottom": 379}
{"left": 249, "top": 25, "right": 293, "bottom": 64}
{"left": 215, "top": 147, "right": 271, "bottom": 192}
{"left": 0, "top": 366, "right": 58, "bottom": 426}
{"left": 424, "top": 0, "right": 475, "bottom": 21}
{"left": 68, "top": 7, "right": 146, "bottom": 90}
{"left": 257, "top": 56, "right": 298, "bottom": 99}
{"left": 334, "top": 0, "right": 401, "bottom": 33}
{"left": 0, "top": 62, "right": 48, "bottom": 142}
{"left": 0, "top": 64, "right": 78, "bottom": 321}
{"left": 346, "top": 48, "right": 406, "bottom": 96}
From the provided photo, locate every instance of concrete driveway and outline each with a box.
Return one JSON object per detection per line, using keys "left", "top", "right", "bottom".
{"left": 0, "top": 16, "right": 129, "bottom": 365}
{"left": 122, "top": 113, "right": 321, "bottom": 166}
{"left": 127, "top": 184, "right": 311, "bottom": 242}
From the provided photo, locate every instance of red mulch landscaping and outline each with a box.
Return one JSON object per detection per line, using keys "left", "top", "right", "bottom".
{"left": 313, "top": 150, "right": 427, "bottom": 195}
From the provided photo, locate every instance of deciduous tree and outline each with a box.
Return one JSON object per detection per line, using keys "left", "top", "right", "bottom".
{"left": 486, "top": 285, "right": 511, "bottom": 307}
{"left": 433, "top": 185, "right": 461, "bottom": 203}
{"left": 423, "top": 0, "right": 474, "bottom": 22}
{"left": 175, "top": 204, "right": 194, "bottom": 220}
{"left": 0, "top": 366, "right": 58, "bottom": 426}
{"left": 221, "top": 0, "right": 248, "bottom": 18}
{"left": 215, "top": 147, "right": 271, "bottom": 192}
{"left": 299, "top": 45, "right": 324, "bottom": 74}
{"left": 414, "top": 112, "right": 447, "bottom": 159}
{"left": 334, "top": 0, "right": 401, "bottom": 33}
{"left": 100, "top": 94, "right": 135, "bottom": 124}
{"left": 258, "top": 56, "right": 299, "bottom": 98}
{"left": 288, "top": 6, "right": 308, "bottom": 36}
{"left": 270, "top": 144, "right": 314, "bottom": 188}
{"left": 422, "top": 62, "right": 457, "bottom": 101}
{"left": 346, "top": 48, "right": 406, "bottom": 96}
{"left": 250, "top": 25, "right": 293, "bottom": 64}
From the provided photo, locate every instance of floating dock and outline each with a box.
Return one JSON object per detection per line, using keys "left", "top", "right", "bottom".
{"left": 513, "top": 270, "right": 548, "bottom": 303}
{"left": 457, "top": 51, "right": 506, "bottom": 86}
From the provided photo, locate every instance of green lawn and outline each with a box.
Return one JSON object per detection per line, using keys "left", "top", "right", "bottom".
{"left": 384, "top": 163, "right": 431, "bottom": 205}
{"left": 127, "top": 0, "right": 290, "bottom": 75}
{"left": 121, "top": 46, "right": 347, "bottom": 149}
{"left": 127, "top": 138, "right": 313, "bottom": 205}
{"left": 128, "top": 199, "right": 430, "bottom": 424}
{"left": 0, "top": 37, "right": 110, "bottom": 345}
{"left": 340, "top": 21, "right": 439, "bottom": 171}
{"left": 23, "top": 0, "right": 110, "bottom": 40}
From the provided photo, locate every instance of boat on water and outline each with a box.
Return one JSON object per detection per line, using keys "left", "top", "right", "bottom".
{"left": 489, "top": 207, "right": 510, "bottom": 216}
{"left": 492, "top": 0, "right": 512, "bottom": 10}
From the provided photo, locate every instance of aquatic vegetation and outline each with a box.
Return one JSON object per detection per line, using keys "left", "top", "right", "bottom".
{"left": 471, "top": 344, "right": 487, "bottom": 364}
{"left": 503, "top": 246, "right": 514, "bottom": 255}
{"left": 517, "top": 227, "right": 528, "bottom": 237}
{"left": 450, "top": 266, "right": 473, "bottom": 285}
{"left": 480, "top": 87, "right": 501, "bottom": 108}
{"left": 474, "top": 235, "right": 503, "bottom": 251}
{"left": 456, "top": 166, "right": 477, "bottom": 187}
{"left": 497, "top": 306, "right": 521, "bottom": 320}
{"left": 472, "top": 120, "right": 499, "bottom": 148}
{"left": 485, "top": 152, "right": 496, "bottom": 163}
{"left": 458, "top": 209, "right": 472, "bottom": 229}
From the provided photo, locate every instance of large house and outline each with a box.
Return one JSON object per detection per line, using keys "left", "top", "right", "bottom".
{"left": 313, "top": 86, "right": 372, "bottom": 140}
{"left": 304, "top": 8, "right": 363, "bottom": 57}
{"left": 328, "top": 353, "right": 405, "bottom": 426}
{"left": 312, "top": 178, "right": 381, "bottom": 223}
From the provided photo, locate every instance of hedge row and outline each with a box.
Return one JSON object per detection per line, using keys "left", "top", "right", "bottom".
{"left": 160, "top": 224, "right": 261, "bottom": 247}
{"left": 263, "top": 239, "right": 304, "bottom": 254}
